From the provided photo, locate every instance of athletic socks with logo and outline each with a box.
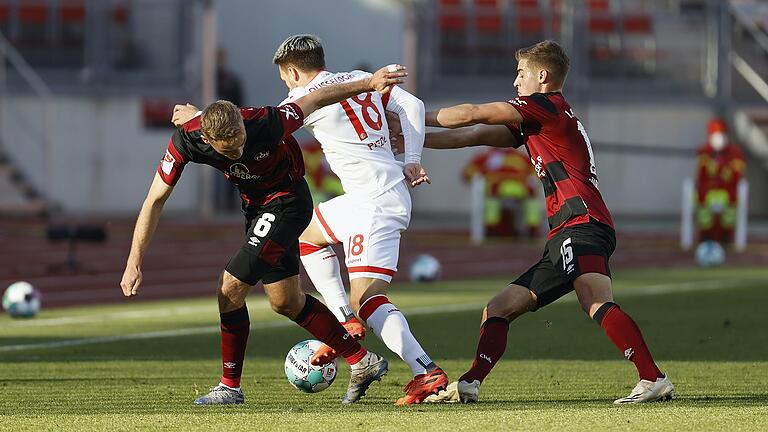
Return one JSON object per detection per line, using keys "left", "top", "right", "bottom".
{"left": 459, "top": 316, "right": 510, "bottom": 384}
{"left": 293, "top": 294, "right": 367, "bottom": 365}
{"left": 299, "top": 241, "right": 354, "bottom": 321}
{"left": 219, "top": 305, "right": 250, "bottom": 389}
{"left": 359, "top": 295, "right": 436, "bottom": 375}
{"left": 594, "top": 302, "right": 664, "bottom": 381}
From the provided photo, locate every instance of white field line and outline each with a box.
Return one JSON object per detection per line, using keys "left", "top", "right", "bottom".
{"left": 0, "top": 279, "right": 755, "bottom": 353}
{"left": 4, "top": 299, "right": 272, "bottom": 328}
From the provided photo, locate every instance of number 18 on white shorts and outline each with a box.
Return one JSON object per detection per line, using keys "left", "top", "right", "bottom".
{"left": 312, "top": 181, "right": 411, "bottom": 283}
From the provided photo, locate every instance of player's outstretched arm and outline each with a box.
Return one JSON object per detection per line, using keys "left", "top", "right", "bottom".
{"left": 425, "top": 124, "right": 520, "bottom": 150}
{"left": 292, "top": 65, "right": 407, "bottom": 117}
{"left": 120, "top": 172, "right": 174, "bottom": 298}
{"left": 426, "top": 102, "right": 523, "bottom": 129}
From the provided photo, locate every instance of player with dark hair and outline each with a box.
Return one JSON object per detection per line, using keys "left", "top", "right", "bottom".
{"left": 420, "top": 40, "right": 675, "bottom": 404}
{"left": 120, "top": 65, "right": 406, "bottom": 405}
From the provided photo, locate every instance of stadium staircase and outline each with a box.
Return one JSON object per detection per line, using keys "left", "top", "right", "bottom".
{"left": 729, "top": 1, "right": 768, "bottom": 170}
{"left": 0, "top": 145, "right": 47, "bottom": 217}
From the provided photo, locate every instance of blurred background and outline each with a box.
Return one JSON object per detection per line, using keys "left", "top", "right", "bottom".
{"left": 0, "top": 0, "right": 767, "bottom": 308}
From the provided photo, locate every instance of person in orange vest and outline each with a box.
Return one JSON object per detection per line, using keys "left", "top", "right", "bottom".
{"left": 695, "top": 118, "right": 746, "bottom": 244}
{"left": 301, "top": 137, "right": 344, "bottom": 205}
{"left": 462, "top": 148, "right": 540, "bottom": 237}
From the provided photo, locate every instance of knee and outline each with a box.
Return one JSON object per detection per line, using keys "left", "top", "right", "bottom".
{"left": 486, "top": 291, "right": 532, "bottom": 321}
{"left": 269, "top": 294, "right": 303, "bottom": 318}
{"left": 218, "top": 276, "right": 245, "bottom": 300}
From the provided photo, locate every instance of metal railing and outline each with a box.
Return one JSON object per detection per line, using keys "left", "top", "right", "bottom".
{"left": 0, "top": 30, "right": 55, "bottom": 204}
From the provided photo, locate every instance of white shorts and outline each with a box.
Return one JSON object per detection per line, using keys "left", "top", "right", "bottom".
{"left": 313, "top": 181, "right": 411, "bottom": 282}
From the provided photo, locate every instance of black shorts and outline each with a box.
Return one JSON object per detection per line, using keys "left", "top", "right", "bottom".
{"left": 225, "top": 179, "right": 313, "bottom": 285}
{"left": 512, "top": 220, "right": 616, "bottom": 311}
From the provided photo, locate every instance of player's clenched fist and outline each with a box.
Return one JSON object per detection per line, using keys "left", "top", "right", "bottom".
{"left": 120, "top": 266, "right": 142, "bottom": 297}
{"left": 368, "top": 64, "right": 407, "bottom": 95}
{"left": 171, "top": 103, "right": 200, "bottom": 127}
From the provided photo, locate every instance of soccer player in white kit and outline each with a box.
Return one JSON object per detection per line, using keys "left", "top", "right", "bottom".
{"left": 274, "top": 34, "right": 448, "bottom": 405}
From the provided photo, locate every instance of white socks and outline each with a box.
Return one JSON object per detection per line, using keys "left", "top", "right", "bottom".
{"left": 359, "top": 295, "right": 434, "bottom": 376}
{"left": 299, "top": 242, "right": 353, "bottom": 322}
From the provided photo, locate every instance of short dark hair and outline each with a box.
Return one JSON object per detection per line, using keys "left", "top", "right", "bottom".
{"left": 515, "top": 40, "right": 570, "bottom": 87}
{"left": 272, "top": 34, "right": 325, "bottom": 71}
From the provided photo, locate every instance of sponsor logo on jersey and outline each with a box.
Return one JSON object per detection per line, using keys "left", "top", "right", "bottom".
{"left": 228, "top": 163, "right": 261, "bottom": 180}
{"left": 254, "top": 151, "right": 270, "bottom": 161}
{"left": 367, "top": 136, "right": 388, "bottom": 151}
{"left": 161, "top": 150, "right": 176, "bottom": 175}
{"left": 248, "top": 236, "right": 260, "bottom": 247}
{"left": 279, "top": 104, "right": 300, "bottom": 121}
{"left": 531, "top": 155, "right": 545, "bottom": 178}
{"left": 509, "top": 97, "right": 528, "bottom": 107}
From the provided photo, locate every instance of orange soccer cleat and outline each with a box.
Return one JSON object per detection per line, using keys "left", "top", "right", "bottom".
{"left": 395, "top": 367, "right": 449, "bottom": 405}
{"left": 310, "top": 317, "right": 366, "bottom": 366}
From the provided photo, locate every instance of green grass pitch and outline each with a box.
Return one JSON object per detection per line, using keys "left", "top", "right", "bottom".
{"left": 1, "top": 267, "right": 767, "bottom": 431}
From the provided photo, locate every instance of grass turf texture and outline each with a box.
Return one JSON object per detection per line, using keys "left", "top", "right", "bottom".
{"left": 1, "top": 267, "right": 767, "bottom": 431}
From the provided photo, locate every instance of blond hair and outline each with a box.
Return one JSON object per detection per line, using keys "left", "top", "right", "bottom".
{"left": 200, "top": 100, "right": 243, "bottom": 141}
{"left": 515, "top": 40, "right": 570, "bottom": 87}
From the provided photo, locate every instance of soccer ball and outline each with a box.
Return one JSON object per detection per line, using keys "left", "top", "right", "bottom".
{"left": 284, "top": 339, "right": 337, "bottom": 393}
{"left": 409, "top": 254, "right": 441, "bottom": 282}
{"left": 2, "top": 281, "right": 42, "bottom": 318}
{"left": 695, "top": 240, "right": 725, "bottom": 267}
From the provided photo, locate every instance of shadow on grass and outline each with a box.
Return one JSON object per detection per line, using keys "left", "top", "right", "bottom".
{"left": 1, "top": 283, "right": 767, "bottom": 363}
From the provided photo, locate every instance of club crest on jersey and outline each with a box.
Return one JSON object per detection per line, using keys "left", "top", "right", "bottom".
{"left": 254, "top": 151, "right": 270, "bottom": 161}
{"left": 279, "top": 104, "right": 299, "bottom": 120}
{"left": 228, "top": 163, "right": 260, "bottom": 180}
{"left": 161, "top": 150, "right": 175, "bottom": 175}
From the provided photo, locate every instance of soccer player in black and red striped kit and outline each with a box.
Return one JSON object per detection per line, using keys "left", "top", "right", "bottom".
{"left": 119, "top": 65, "right": 406, "bottom": 405}
{"left": 421, "top": 41, "right": 675, "bottom": 404}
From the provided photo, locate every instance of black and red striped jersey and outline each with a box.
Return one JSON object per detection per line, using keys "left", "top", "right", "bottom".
{"left": 506, "top": 92, "right": 614, "bottom": 237}
{"left": 157, "top": 104, "right": 306, "bottom": 206}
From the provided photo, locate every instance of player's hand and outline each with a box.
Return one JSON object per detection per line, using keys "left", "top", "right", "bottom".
{"left": 386, "top": 111, "right": 404, "bottom": 155}
{"left": 404, "top": 163, "right": 431, "bottom": 187}
{"left": 120, "top": 265, "right": 142, "bottom": 297}
{"left": 368, "top": 64, "right": 407, "bottom": 95}
{"left": 171, "top": 103, "right": 200, "bottom": 127}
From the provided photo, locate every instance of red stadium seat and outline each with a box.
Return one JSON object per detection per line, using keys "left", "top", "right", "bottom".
{"left": 588, "top": 16, "right": 616, "bottom": 34}
{"left": 587, "top": 0, "right": 610, "bottom": 11}
{"left": 475, "top": 14, "right": 502, "bottom": 33}
{"left": 59, "top": 1, "right": 85, "bottom": 24}
{"left": 440, "top": 14, "right": 467, "bottom": 31}
{"left": 18, "top": 2, "right": 47, "bottom": 24}
{"left": 111, "top": 4, "right": 128, "bottom": 25}
{"left": 623, "top": 15, "right": 652, "bottom": 34}
{"left": 0, "top": 3, "right": 9, "bottom": 23}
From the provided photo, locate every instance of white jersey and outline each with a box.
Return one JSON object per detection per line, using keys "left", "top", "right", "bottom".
{"left": 282, "top": 70, "right": 407, "bottom": 197}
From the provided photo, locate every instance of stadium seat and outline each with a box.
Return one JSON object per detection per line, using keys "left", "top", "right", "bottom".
{"left": 438, "top": 0, "right": 469, "bottom": 74}
{"left": 473, "top": 0, "right": 507, "bottom": 73}
{"left": 58, "top": 1, "right": 85, "bottom": 45}
{"left": 17, "top": 1, "right": 48, "bottom": 44}
{"left": 621, "top": 14, "right": 657, "bottom": 76}
{"left": 0, "top": 2, "right": 9, "bottom": 36}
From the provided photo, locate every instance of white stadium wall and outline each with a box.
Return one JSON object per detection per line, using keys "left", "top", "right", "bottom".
{"left": 1, "top": 95, "right": 200, "bottom": 213}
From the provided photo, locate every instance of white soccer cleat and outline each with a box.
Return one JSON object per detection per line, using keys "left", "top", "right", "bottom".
{"left": 614, "top": 375, "right": 675, "bottom": 404}
{"left": 424, "top": 380, "right": 480, "bottom": 403}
